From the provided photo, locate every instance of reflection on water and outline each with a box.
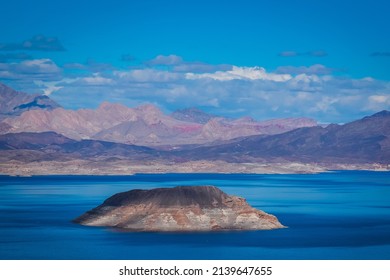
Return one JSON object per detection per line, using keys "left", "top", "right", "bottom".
{"left": 0, "top": 171, "right": 389, "bottom": 260}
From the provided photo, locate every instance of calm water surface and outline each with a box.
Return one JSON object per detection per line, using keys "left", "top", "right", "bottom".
{"left": 0, "top": 171, "right": 389, "bottom": 259}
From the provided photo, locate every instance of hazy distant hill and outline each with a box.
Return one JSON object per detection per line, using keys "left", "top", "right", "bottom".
{"left": 1, "top": 110, "right": 389, "bottom": 166}
{"left": 0, "top": 131, "right": 161, "bottom": 162}
{"left": 175, "top": 110, "right": 390, "bottom": 164}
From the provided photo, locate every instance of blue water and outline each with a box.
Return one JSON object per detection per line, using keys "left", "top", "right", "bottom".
{"left": 0, "top": 171, "right": 389, "bottom": 260}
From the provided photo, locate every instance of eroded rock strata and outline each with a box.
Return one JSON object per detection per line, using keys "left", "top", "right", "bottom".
{"left": 74, "top": 186, "right": 285, "bottom": 231}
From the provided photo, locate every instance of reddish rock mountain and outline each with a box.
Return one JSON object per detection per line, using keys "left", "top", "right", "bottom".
{"left": 74, "top": 186, "right": 285, "bottom": 231}
{"left": 0, "top": 104, "right": 316, "bottom": 147}
{"left": 0, "top": 83, "right": 317, "bottom": 146}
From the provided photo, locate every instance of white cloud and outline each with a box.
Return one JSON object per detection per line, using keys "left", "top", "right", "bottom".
{"left": 369, "top": 95, "right": 389, "bottom": 103}
{"left": 34, "top": 80, "right": 63, "bottom": 96}
{"left": 366, "top": 94, "right": 390, "bottom": 111}
{"left": 173, "top": 62, "right": 232, "bottom": 73}
{"left": 310, "top": 96, "right": 339, "bottom": 113}
{"left": 147, "top": 54, "right": 183, "bottom": 65}
{"left": 50, "top": 63, "right": 390, "bottom": 122}
{"left": 0, "top": 59, "right": 62, "bottom": 80}
{"left": 20, "top": 59, "right": 60, "bottom": 73}
{"left": 81, "top": 75, "right": 113, "bottom": 85}
{"left": 276, "top": 64, "right": 336, "bottom": 75}
{"left": 114, "top": 69, "right": 182, "bottom": 82}
{"left": 186, "top": 66, "right": 292, "bottom": 82}
{"left": 2, "top": 54, "right": 390, "bottom": 123}
{"left": 293, "top": 74, "right": 321, "bottom": 83}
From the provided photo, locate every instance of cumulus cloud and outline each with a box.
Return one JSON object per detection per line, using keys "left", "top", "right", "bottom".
{"left": 49, "top": 66, "right": 390, "bottom": 122}
{"left": 0, "top": 35, "right": 65, "bottom": 52}
{"left": 114, "top": 68, "right": 182, "bottom": 82}
{"left": 279, "top": 50, "right": 328, "bottom": 57}
{"left": 173, "top": 62, "right": 232, "bottom": 73}
{"left": 276, "top": 64, "right": 337, "bottom": 75}
{"left": 2, "top": 52, "right": 389, "bottom": 123}
{"left": 365, "top": 94, "right": 390, "bottom": 111}
{"left": 34, "top": 80, "right": 63, "bottom": 96}
{"left": 146, "top": 54, "right": 183, "bottom": 65}
{"left": 63, "top": 59, "right": 115, "bottom": 72}
{"left": 0, "top": 58, "right": 62, "bottom": 80}
{"left": 186, "top": 66, "right": 292, "bottom": 82}
{"left": 146, "top": 55, "right": 233, "bottom": 74}
{"left": 79, "top": 74, "right": 114, "bottom": 86}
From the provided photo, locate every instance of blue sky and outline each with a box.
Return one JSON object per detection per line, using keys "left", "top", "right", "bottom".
{"left": 0, "top": 0, "right": 389, "bottom": 122}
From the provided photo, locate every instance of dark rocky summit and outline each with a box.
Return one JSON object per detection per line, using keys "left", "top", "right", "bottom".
{"left": 74, "top": 186, "right": 285, "bottom": 231}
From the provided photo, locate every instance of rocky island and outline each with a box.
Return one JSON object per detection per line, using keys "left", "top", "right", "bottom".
{"left": 74, "top": 185, "right": 285, "bottom": 231}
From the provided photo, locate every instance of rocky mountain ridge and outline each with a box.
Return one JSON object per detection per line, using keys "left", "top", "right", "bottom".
{"left": 0, "top": 82, "right": 317, "bottom": 146}
{"left": 0, "top": 109, "right": 389, "bottom": 169}
{"left": 1, "top": 82, "right": 389, "bottom": 175}
{"left": 175, "top": 109, "right": 390, "bottom": 163}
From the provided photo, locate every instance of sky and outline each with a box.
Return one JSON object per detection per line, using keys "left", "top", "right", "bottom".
{"left": 0, "top": 0, "right": 389, "bottom": 123}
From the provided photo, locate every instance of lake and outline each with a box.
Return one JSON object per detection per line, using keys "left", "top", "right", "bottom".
{"left": 0, "top": 171, "right": 389, "bottom": 260}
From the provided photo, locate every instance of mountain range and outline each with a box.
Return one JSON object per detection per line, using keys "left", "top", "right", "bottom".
{"left": 0, "top": 82, "right": 389, "bottom": 175}
{"left": 0, "top": 82, "right": 317, "bottom": 146}
{"left": 175, "top": 110, "right": 390, "bottom": 164}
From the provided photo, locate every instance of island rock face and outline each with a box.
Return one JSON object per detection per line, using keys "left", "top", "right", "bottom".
{"left": 74, "top": 186, "right": 285, "bottom": 231}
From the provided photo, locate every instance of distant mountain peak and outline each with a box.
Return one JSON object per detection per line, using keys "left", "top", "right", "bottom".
{"left": 371, "top": 110, "right": 390, "bottom": 118}
{"left": 136, "top": 103, "right": 162, "bottom": 113}
{"left": 98, "top": 101, "right": 128, "bottom": 111}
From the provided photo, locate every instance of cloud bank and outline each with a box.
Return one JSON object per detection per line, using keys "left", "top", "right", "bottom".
{"left": 1, "top": 53, "right": 389, "bottom": 123}
{"left": 0, "top": 58, "right": 62, "bottom": 80}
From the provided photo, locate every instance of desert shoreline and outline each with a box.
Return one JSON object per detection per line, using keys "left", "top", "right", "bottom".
{"left": 1, "top": 160, "right": 389, "bottom": 176}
